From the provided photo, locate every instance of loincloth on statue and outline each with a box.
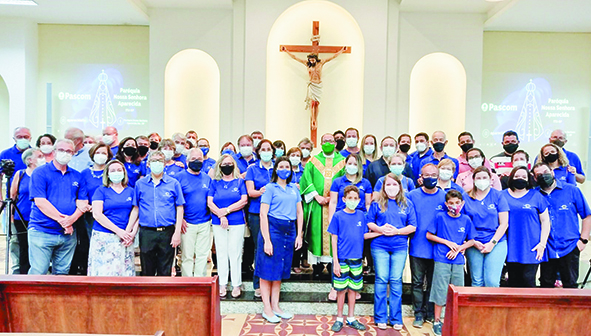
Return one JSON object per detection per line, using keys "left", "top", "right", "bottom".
{"left": 305, "top": 81, "right": 323, "bottom": 109}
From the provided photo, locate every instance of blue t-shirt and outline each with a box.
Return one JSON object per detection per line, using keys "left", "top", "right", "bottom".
{"left": 173, "top": 154, "right": 187, "bottom": 167}
{"left": 245, "top": 162, "right": 274, "bottom": 214}
{"left": 366, "top": 199, "right": 417, "bottom": 251}
{"left": 438, "top": 181, "right": 464, "bottom": 193}
{"left": 175, "top": 170, "right": 212, "bottom": 224}
{"left": 134, "top": 174, "right": 185, "bottom": 228}
{"left": 14, "top": 170, "right": 32, "bottom": 221}
{"left": 92, "top": 186, "right": 135, "bottom": 233}
{"left": 462, "top": 188, "right": 509, "bottom": 244}
{"left": 81, "top": 168, "right": 104, "bottom": 202}
{"left": 552, "top": 166, "right": 576, "bottom": 186}
{"left": 406, "top": 187, "right": 446, "bottom": 259}
{"left": 145, "top": 162, "right": 184, "bottom": 178}
{"left": 419, "top": 153, "right": 459, "bottom": 179}
{"left": 327, "top": 210, "right": 368, "bottom": 260}
{"left": 504, "top": 189, "right": 549, "bottom": 264}
{"left": 28, "top": 161, "right": 88, "bottom": 235}
{"left": 409, "top": 148, "right": 433, "bottom": 184}
{"left": 203, "top": 157, "right": 216, "bottom": 174}
{"left": 563, "top": 149, "right": 584, "bottom": 176}
{"left": 110, "top": 146, "right": 119, "bottom": 157}
{"left": 233, "top": 153, "right": 257, "bottom": 174}
{"left": 330, "top": 176, "right": 373, "bottom": 212}
{"left": 208, "top": 178, "right": 247, "bottom": 225}
{"left": 538, "top": 181, "right": 591, "bottom": 258}
{"left": 124, "top": 161, "right": 146, "bottom": 187}
{"left": 340, "top": 148, "right": 358, "bottom": 158}
{"left": 292, "top": 167, "right": 303, "bottom": 184}
{"left": 68, "top": 148, "right": 93, "bottom": 173}
{"left": 261, "top": 182, "right": 301, "bottom": 221}
{"left": 428, "top": 212, "right": 475, "bottom": 265}
{"left": 374, "top": 175, "right": 415, "bottom": 194}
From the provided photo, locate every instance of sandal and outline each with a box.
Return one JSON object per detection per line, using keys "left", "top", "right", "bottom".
{"left": 219, "top": 287, "right": 227, "bottom": 297}
{"left": 231, "top": 286, "right": 241, "bottom": 298}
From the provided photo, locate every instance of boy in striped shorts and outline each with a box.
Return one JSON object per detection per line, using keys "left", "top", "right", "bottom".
{"left": 328, "top": 185, "right": 368, "bottom": 332}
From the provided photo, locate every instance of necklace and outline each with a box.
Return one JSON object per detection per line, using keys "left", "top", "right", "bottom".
{"left": 91, "top": 169, "right": 103, "bottom": 179}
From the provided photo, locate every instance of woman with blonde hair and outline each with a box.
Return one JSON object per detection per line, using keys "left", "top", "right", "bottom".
{"left": 367, "top": 173, "right": 417, "bottom": 330}
{"left": 207, "top": 154, "right": 248, "bottom": 298}
{"left": 536, "top": 143, "right": 575, "bottom": 185}
{"left": 359, "top": 134, "right": 379, "bottom": 173}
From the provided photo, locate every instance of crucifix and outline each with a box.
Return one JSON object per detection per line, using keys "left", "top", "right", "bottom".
{"left": 280, "top": 21, "right": 351, "bottom": 146}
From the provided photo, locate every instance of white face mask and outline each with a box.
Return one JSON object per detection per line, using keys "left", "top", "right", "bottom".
{"left": 240, "top": 146, "right": 253, "bottom": 157}
{"left": 439, "top": 169, "right": 453, "bottom": 181}
{"left": 102, "top": 135, "right": 115, "bottom": 146}
{"left": 363, "top": 145, "right": 375, "bottom": 155}
{"left": 474, "top": 179, "right": 490, "bottom": 191}
{"left": 346, "top": 137, "right": 358, "bottom": 148}
{"left": 468, "top": 157, "right": 483, "bottom": 169}
{"left": 36, "top": 157, "right": 46, "bottom": 167}
{"left": 55, "top": 151, "right": 72, "bottom": 165}
{"left": 162, "top": 149, "right": 174, "bottom": 161}
{"left": 175, "top": 143, "right": 185, "bottom": 155}
{"left": 93, "top": 153, "right": 108, "bottom": 165}
{"left": 513, "top": 160, "right": 528, "bottom": 168}
{"left": 384, "top": 185, "right": 400, "bottom": 198}
{"left": 301, "top": 149, "right": 311, "bottom": 158}
{"left": 382, "top": 146, "right": 396, "bottom": 158}
{"left": 345, "top": 164, "right": 358, "bottom": 175}
{"left": 416, "top": 142, "right": 427, "bottom": 153}
{"left": 188, "top": 139, "right": 197, "bottom": 147}
{"left": 253, "top": 139, "right": 261, "bottom": 148}
{"left": 84, "top": 143, "right": 94, "bottom": 151}
{"left": 40, "top": 145, "right": 54, "bottom": 154}
{"left": 289, "top": 156, "right": 301, "bottom": 167}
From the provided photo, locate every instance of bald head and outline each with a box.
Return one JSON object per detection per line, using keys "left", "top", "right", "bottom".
{"left": 64, "top": 127, "right": 85, "bottom": 151}
{"left": 102, "top": 126, "right": 118, "bottom": 147}
{"left": 432, "top": 131, "right": 446, "bottom": 142}
{"left": 321, "top": 133, "right": 335, "bottom": 144}
{"left": 550, "top": 129, "right": 567, "bottom": 147}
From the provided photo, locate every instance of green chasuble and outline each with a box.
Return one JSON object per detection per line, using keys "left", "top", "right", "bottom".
{"left": 300, "top": 152, "right": 346, "bottom": 257}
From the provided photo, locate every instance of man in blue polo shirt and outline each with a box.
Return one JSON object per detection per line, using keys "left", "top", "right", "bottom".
{"left": 102, "top": 126, "right": 119, "bottom": 156}
{"left": 233, "top": 134, "right": 258, "bottom": 174}
{"left": 419, "top": 131, "right": 459, "bottom": 180}
{"left": 549, "top": 129, "right": 585, "bottom": 184}
{"left": 408, "top": 132, "right": 433, "bottom": 185}
{"left": 175, "top": 148, "right": 212, "bottom": 277}
{"left": 28, "top": 139, "right": 88, "bottom": 275}
{"left": 134, "top": 150, "right": 185, "bottom": 276}
{"left": 0, "top": 127, "right": 32, "bottom": 189}
{"left": 406, "top": 163, "right": 446, "bottom": 328}
{"left": 533, "top": 162, "right": 591, "bottom": 288}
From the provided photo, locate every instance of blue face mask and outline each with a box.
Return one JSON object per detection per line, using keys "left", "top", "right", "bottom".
{"left": 423, "top": 177, "right": 438, "bottom": 189}
{"left": 275, "top": 149, "right": 284, "bottom": 157}
{"left": 276, "top": 169, "right": 291, "bottom": 180}
{"left": 200, "top": 147, "right": 210, "bottom": 156}
{"left": 222, "top": 149, "right": 235, "bottom": 156}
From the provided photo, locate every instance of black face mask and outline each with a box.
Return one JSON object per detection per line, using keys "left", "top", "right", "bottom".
{"left": 551, "top": 139, "right": 565, "bottom": 148}
{"left": 433, "top": 142, "right": 446, "bottom": 153}
{"left": 335, "top": 139, "right": 345, "bottom": 151}
{"left": 503, "top": 143, "right": 519, "bottom": 154}
{"left": 221, "top": 165, "right": 234, "bottom": 176}
{"left": 137, "top": 146, "right": 149, "bottom": 157}
{"left": 544, "top": 153, "right": 559, "bottom": 163}
{"left": 149, "top": 141, "right": 159, "bottom": 150}
{"left": 399, "top": 144, "right": 411, "bottom": 153}
{"left": 512, "top": 178, "right": 528, "bottom": 190}
{"left": 536, "top": 173, "right": 554, "bottom": 189}
{"left": 123, "top": 147, "right": 137, "bottom": 157}
{"left": 188, "top": 160, "right": 203, "bottom": 172}
{"left": 460, "top": 143, "right": 474, "bottom": 153}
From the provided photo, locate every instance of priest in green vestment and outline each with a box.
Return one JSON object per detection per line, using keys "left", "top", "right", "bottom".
{"left": 300, "top": 133, "right": 346, "bottom": 263}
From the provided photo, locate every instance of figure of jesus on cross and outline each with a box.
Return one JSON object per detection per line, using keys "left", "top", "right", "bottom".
{"left": 280, "top": 21, "right": 351, "bottom": 146}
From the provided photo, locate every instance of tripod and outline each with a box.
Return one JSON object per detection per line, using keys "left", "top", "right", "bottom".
{"left": 0, "top": 167, "right": 26, "bottom": 274}
{"left": 581, "top": 258, "right": 591, "bottom": 289}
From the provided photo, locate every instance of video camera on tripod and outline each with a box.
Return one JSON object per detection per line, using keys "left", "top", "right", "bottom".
{"left": 0, "top": 159, "right": 16, "bottom": 180}
{"left": 0, "top": 158, "right": 24, "bottom": 274}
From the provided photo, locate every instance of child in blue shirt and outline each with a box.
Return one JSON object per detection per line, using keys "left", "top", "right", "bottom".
{"left": 426, "top": 190, "right": 475, "bottom": 336}
{"left": 327, "top": 185, "right": 372, "bottom": 333}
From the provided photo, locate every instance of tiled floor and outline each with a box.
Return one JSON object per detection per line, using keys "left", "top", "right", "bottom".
{"left": 222, "top": 314, "right": 437, "bottom": 336}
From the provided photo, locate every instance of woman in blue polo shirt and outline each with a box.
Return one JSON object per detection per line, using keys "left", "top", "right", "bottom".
{"left": 367, "top": 173, "right": 417, "bottom": 330}
{"left": 10, "top": 148, "right": 45, "bottom": 274}
{"left": 81, "top": 144, "right": 113, "bottom": 239}
{"left": 88, "top": 160, "right": 136, "bottom": 276}
{"left": 373, "top": 154, "right": 415, "bottom": 198}
{"left": 115, "top": 137, "right": 146, "bottom": 187}
{"left": 503, "top": 166, "right": 551, "bottom": 287}
{"left": 463, "top": 166, "right": 509, "bottom": 287}
{"left": 256, "top": 157, "right": 303, "bottom": 323}
{"left": 245, "top": 139, "right": 275, "bottom": 296}
{"left": 536, "top": 143, "right": 575, "bottom": 185}
{"left": 208, "top": 154, "right": 248, "bottom": 298}
{"left": 328, "top": 154, "right": 372, "bottom": 221}
{"left": 286, "top": 147, "right": 303, "bottom": 185}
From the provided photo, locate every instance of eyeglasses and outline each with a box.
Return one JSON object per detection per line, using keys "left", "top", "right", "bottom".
{"left": 56, "top": 149, "right": 74, "bottom": 155}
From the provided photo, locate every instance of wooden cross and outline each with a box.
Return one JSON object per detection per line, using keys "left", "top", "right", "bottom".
{"left": 280, "top": 21, "right": 351, "bottom": 146}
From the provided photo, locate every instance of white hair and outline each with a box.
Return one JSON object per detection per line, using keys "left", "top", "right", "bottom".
{"left": 64, "top": 127, "right": 85, "bottom": 141}
{"left": 21, "top": 148, "right": 41, "bottom": 166}
{"left": 13, "top": 127, "right": 31, "bottom": 137}
{"left": 55, "top": 138, "right": 75, "bottom": 149}
{"left": 172, "top": 132, "right": 186, "bottom": 141}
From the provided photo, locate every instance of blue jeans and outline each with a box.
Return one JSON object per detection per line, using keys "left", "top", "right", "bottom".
{"left": 28, "top": 228, "right": 77, "bottom": 275}
{"left": 372, "top": 247, "right": 407, "bottom": 324}
{"left": 465, "top": 240, "right": 507, "bottom": 287}
{"left": 248, "top": 213, "right": 261, "bottom": 290}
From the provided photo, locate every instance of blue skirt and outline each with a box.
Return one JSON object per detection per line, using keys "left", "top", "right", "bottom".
{"left": 254, "top": 216, "right": 296, "bottom": 281}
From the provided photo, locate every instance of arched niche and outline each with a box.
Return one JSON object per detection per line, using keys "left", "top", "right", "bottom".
{"left": 164, "top": 49, "right": 220, "bottom": 153}
{"left": 409, "top": 52, "right": 466, "bottom": 157}
{"left": 0, "top": 75, "right": 9, "bottom": 150}
{"left": 266, "top": 0, "right": 364, "bottom": 146}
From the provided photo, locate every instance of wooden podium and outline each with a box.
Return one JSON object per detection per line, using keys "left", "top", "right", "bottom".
{"left": 0, "top": 276, "right": 220, "bottom": 336}
{"left": 443, "top": 285, "right": 591, "bottom": 336}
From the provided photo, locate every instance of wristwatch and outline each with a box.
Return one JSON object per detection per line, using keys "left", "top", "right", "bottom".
{"left": 491, "top": 239, "right": 498, "bottom": 245}
{"left": 580, "top": 237, "right": 589, "bottom": 244}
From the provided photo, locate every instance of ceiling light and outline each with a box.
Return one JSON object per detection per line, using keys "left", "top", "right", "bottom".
{"left": 0, "top": 0, "right": 37, "bottom": 5}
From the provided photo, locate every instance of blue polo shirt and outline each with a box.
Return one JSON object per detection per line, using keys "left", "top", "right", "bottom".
{"left": 124, "top": 161, "right": 146, "bottom": 187}
{"left": 327, "top": 210, "right": 368, "bottom": 260}
{"left": 407, "top": 187, "right": 446, "bottom": 259}
{"left": 92, "top": 186, "right": 135, "bottom": 233}
{"left": 462, "top": 189, "right": 509, "bottom": 244}
{"left": 208, "top": 178, "right": 247, "bottom": 225}
{"left": 28, "top": 161, "right": 87, "bottom": 235}
{"left": 330, "top": 176, "right": 372, "bottom": 212}
{"left": 538, "top": 181, "right": 591, "bottom": 258}
{"left": 409, "top": 148, "right": 433, "bottom": 184}
{"left": 203, "top": 157, "right": 216, "bottom": 174}
{"left": 245, "top": 161, "right": 274, "bottom": 214}
{"left": 147, "top": 163, "right": 185, "bottom": 178}
{"left": 504, "top": 189, "right": 549, "bottom": 264}
{"left": 437, "top": 180, "right": 464, "bottom": 193}
{"left": 340, "top": 148, "right": 359, "bottom": 158}
{"left": 428, "top": 212, "right": 475, "bottom": 265}
{"left": 552, "top": 166, "right": 576, "bottom": 185}
{"left": 261, "top": 182, "right": 301, "bottom": 221}
{"left": 14, "top": 170, "right": 32, "bottom": 221}
{"left": 563, "top": 148, "right": 584, "bottom": 176}
{"left": 374, "top": 175, "right": 415, "bottom": 193}
{"left": 134, "top": 174, "right": 185, "bottom": 228}
{"left": 175, "top": 170, "right": 212, "bottom": 224}
{"left": 173, "top": 154, "right": 187, "bottom": 167}
{"left": 110, "top": 146, "right": 119, "bottom": 156}
{"left": 68, "top": 148, "right": 93, "bottom": 172}
{"left": 81, "top": 168, "right": 104, "bottom": 202}
{"left": 366, "top": 199, "right": 417, "bottom": 251}
{"left": 419, "top": 153, "right": 459, "bottom": 179}
{"left": 292, "top": 166, "right": 303, "bottom": 184}
{"left": 233, "top": 153, "right": 257, "bottom": 174}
